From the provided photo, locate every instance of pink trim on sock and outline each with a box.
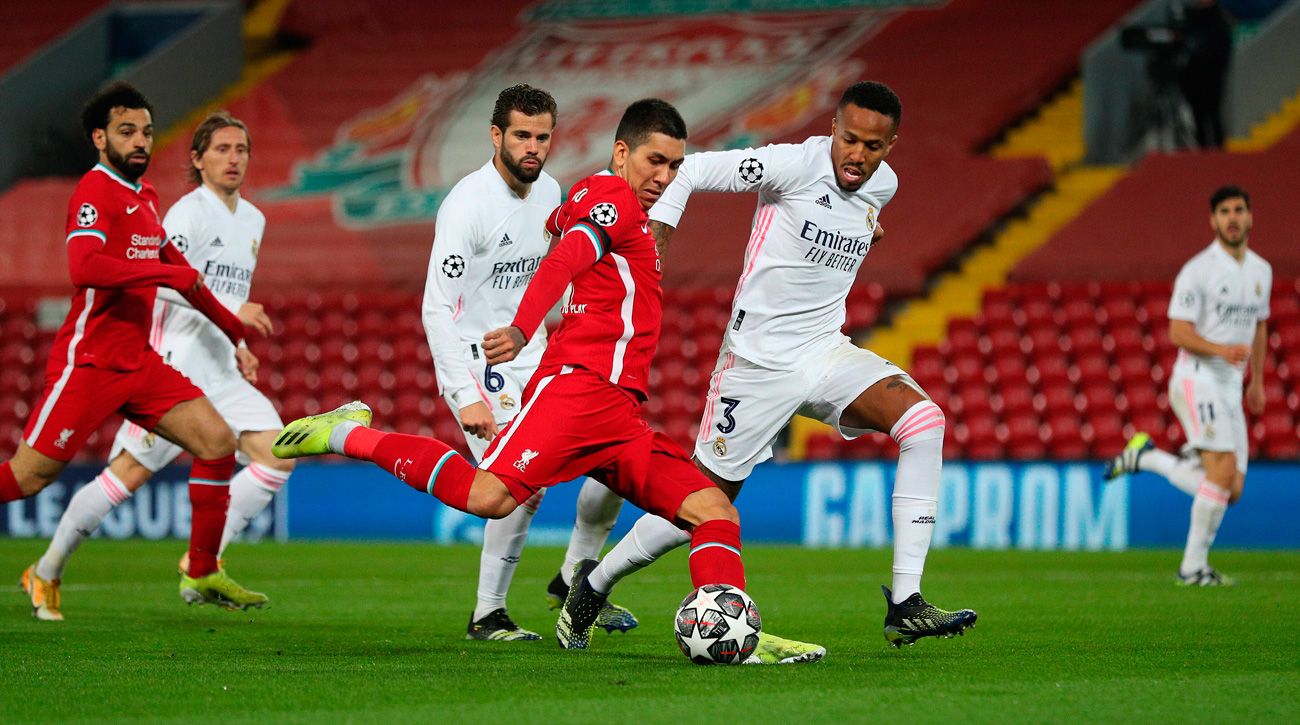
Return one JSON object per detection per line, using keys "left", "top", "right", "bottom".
{"left": 1197, "top": 480, "right": 1230, "bottom": 505}
{"left": 98, "top": 472, "right": 130, "bottom": 505}
{"left": 343, "top": 426, "right": 385, "bottom": 461}
{"left": 246, "top": 463, "right": 289, "bottom": 491}
{"left": 892, "top": 403, "right": 945, "bottom": 442}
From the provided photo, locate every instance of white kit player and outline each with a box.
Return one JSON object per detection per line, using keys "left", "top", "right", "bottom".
{"left": 421, "top": 85, "right": 636, "bottom": 641}
{"left": 573, "top": 82, "right": 977, "bottom": 649}
{"left": 31, "top": 113, "right": 288, "bottom": 613}
{"left": 1107, "top": 185, "right": 1270, "bottom": 586}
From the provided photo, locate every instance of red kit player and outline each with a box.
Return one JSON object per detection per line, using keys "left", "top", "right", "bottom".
{"left": 2, "top": 83, "right": 273, "bottom": 618}
{"left": 274, "top": 99, "right": 773, "bottom": 656}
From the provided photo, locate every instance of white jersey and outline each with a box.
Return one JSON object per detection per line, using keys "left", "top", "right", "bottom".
{"left": 650, "top": 136, "right": 897, "bottom": 370}
{"left": 422, "top": 159, "right": 560, "bottom": 410}
{"left": 154, "top": 184, "right": 265, "bottom": 386}
{"left": 1168, "top": 240, "right": 1271, "bottom": 385}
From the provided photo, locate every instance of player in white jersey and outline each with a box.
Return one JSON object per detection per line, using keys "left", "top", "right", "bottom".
{"left": 1106, "top": 185, "right": 1270, "bottom": 586}
{"left": 422, "top": 85, "right": 636, "bottom": 641}
{"left": 571, "top": 82, "right": 976, "bottom": 650}
{"left": 28, "top": 113, "right": 286, "bottom": 618}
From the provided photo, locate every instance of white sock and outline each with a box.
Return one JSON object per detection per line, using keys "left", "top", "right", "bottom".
{"left": 1138, "top": 447, "right": 1202, "bottom": 497}
{"left": 36, "top": 470, "right": 132, "bottom": 581}
{"left": 588, "top": 512, "right": 689, "bottom": 594}
{"left": 220, "top": 463, "right": 290, "bottom": 555}
{"left": 1180, "top": 480, "right": 1229, "bottom": 575}
{"left": 889, "top": 400, "right": 945, "bottom": 604}
{"left": 327, "top": 420, "right": 362, "bottom": 454}
{"left": 474, "top": 490, "right": 544, "bottom": 620}
{"left": 560, "top": 478, "right": 624, "bottom": 584}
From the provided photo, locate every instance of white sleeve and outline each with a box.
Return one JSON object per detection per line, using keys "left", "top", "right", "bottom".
{"left": 1259, "top": 263, "right": 1273, "bottom": 321}
{"left": 422, "top": 196, "right": 481, "bottom": 409}
{"left": 155, "top": 201, "right": 200, "bottom": 307}
{"left": 1167, "top": 264, "right": 1201, "bottom": 322}
{"left": 649, "top": 144, "right": 805, "bottom": 227}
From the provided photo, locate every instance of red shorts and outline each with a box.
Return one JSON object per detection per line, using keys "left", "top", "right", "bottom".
{"left": 479, "top": 365, "right": 715, "bottom": 523}
{"left": 24, "top": 349, "right": 204, "bottom": 462}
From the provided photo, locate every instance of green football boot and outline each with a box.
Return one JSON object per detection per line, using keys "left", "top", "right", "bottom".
{"left": 179, "top": 569, "right": 269, "bottom": 611}
{"left": 743, "top": 631, "right": 827, "bottom": 664}
{"left": 273, "top": 401, "right": 373, "bottom": 459}
{"left": 1104, "top": 432, "right": 1153, "bottom": 481}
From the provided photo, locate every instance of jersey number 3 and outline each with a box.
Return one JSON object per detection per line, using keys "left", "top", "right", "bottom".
{"left": 716, "top": 397, "right": 741, "bottom": 434}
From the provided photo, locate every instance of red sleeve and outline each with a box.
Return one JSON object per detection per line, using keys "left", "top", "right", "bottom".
{"left": 159, "top": 243, "right": 246, "bottom": 345}
{"left": 66, "top": 235, "right": 196, "bottom": 290}
{"left": 544, "top": 203, "right": 568, "bottom": 238}
{"left": 509, "top": 222, "right": 605, "bottom": 341}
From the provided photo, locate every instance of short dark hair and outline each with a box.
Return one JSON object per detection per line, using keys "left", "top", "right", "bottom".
{"left": 188, "top": 111, "right": 251, "bottom": 185}
{"left": 614, "top": 98, "right": 687, "bottom": 150}
{"left": 1210, "top": 185, "right": 1250, "bottom": 211}
{"left": 491, "top": 84, "right": 557, "bottom": 131}
{"left": 838, "top": 81, "right": 902, "bottom": 129}
{"left": 81, "top": 81, "right": 154, "bottom": 140}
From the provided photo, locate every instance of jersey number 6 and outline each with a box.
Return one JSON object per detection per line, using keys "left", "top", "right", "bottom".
{"left": 485, "top": 363, "right": 505, "bottom": 393}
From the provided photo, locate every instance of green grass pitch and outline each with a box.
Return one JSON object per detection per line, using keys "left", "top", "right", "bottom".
{"left": 1, "top": 540, "right": 1297, "bottom": 723}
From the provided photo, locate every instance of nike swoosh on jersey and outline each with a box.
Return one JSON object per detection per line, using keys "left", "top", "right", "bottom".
{"left": 126, "top": 205, "right": 139, "bottom": 214}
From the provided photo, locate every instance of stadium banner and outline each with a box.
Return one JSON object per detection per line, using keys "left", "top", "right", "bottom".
{"left": 4, "top": 461, "right": 1297, "bottom": 549}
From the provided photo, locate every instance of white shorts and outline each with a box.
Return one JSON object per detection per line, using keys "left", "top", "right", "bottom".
{"left": 695, "top": 335, "right": 913, "bottom": 480}
{"left": 445, "top": 361, "right": 532, "bottom": 463}
{"left": 1167, "top": 371, "right": 1248, "bottom": 474}
{"left": 111, "top": 374, "right": 284, "bottom": 472}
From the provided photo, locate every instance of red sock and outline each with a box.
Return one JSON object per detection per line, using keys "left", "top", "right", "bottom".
{"left": 688, "top": 519, "right": 746, "bottom": 590}
{"left": 187, "top": 455, "right": 235, "bottom": 578}
{"left": 365, "top": 432, "right": 476, "bottom": 511}
{"left": 342, "top": 426, "right": 384, "bottom": 460}
{"left": 0, "top": 462, "right": 23, "bottom": 503}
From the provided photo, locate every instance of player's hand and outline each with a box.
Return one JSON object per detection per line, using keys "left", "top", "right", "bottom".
{"left": 1245, "top": 382, "right": 1266, "bottom": 415}
{"left": 236, "top": 347, "right": 260, "bottom": 384}
{"left": 238, "top": 302, "right": 273, "bottom": 338}
{"left": 190, "top": 271, "right": 206, "bottom": 292}
{"left": 872, "top": 222, "right": 884, "bottom": 244}
{"left": 458, "top": 402, "right": 499, "bottom": 441}
{"left": 1219, "top": 344, "right": 1250, "bottom": 366}
{"left": 483, "top": 325, "right": 527, "bottom": 365}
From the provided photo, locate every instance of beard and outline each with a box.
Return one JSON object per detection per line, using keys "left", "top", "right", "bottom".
{"left": 1217, "top": 223, "right": 1249, "bottom": 246}
{"left": 106, "top": 144, "right": 150, "bottom": 181}
{"left": 500, "top": 147, "right": 542, "bottom": 184}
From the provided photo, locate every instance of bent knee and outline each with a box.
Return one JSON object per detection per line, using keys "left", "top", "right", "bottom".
{"left": 466, "top": 485, "right": 518, "bottom": 519}
{"left": 681, "top": 488, "right": 740, "bottom": 526}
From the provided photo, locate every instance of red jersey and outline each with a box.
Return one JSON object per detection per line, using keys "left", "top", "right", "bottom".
{"left": 57, "top": 164, "right": 170, "bottom": 371}
{"left": 511, "top": 173, "right": 662, "bottom": 397}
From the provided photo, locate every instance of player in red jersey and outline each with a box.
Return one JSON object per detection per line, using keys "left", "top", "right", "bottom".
{"left": 2, "top": 83, "right": 273, "bottom": 618}
{"left": 275, "top": 100, "right": 793, "bottom": 659}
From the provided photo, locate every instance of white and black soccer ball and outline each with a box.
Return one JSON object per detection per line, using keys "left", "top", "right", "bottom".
{"left": 590, "top": 202, "right": 619, "bottom": 227}
{"left": 674, "top": 584, "right": 761, "bottom": 665}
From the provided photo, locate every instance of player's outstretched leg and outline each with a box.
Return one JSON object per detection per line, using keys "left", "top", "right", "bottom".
{"left": 545, "top": 479, "right": 638, "bottom": 634}
{"left": 272, "top": 401, "right": 373, "bottom": 459}
{"left": 1107, "top": 432, "right": 1205, "bottom": 497}
{"left": 881, "top": 585, "right": 977, "bottom": 648}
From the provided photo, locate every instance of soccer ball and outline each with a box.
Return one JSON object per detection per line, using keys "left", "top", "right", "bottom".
{"left": 674, "top": 584, "right": 761, "bottom": 665}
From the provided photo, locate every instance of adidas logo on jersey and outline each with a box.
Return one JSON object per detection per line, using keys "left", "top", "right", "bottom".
{"left": 212, "top": 236, "right": 224, "bottom": 248}
{"left": 499, "top": 233, "right": 513, "bottom": 247}
{"left": 815, "top": 194, "right": 833, "bottom": 209}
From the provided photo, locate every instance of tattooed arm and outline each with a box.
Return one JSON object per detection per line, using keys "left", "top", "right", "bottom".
{"left": 651, "top": 220, "right": 676, "bottom": 256}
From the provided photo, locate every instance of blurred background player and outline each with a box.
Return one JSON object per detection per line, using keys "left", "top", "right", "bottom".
{"left": 422, "top": 84, "right": 635, "bottom": 641}
{"left": 274, "top": 99, "right": 793, "bottom": 661}
{"left": 1106, "top": 185, "right": 1269, "bottom": 586}
{"left": 5, "top": 83, "right": 272, "bottom": 620}
{"left": 26, "top": 112, "right": 291, "bottom": 619}
{"left": 577, "top": 81, "right": 976, "bottom": 649}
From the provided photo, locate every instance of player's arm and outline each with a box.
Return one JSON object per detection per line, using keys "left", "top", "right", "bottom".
{"left": 1245, "top": 319, "right": 1267, "bottom": 414}
{"left": 65, "top": 234, "right": 199, "bottom": 290}
{"left": 422, "top": 199, "right": 492, "bottom": 435}
{"left": 1167, "top": 267, "right": 1247, "bottom": 364}
{"left": 158, "top": 242, "right": 263, "bottom": 345}
{"left": 483, "top": 218, "right": 606, "bottom": 365}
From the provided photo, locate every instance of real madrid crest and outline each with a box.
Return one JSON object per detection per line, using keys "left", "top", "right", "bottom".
{"left": 866, "top": 207, "right": 876, "bottom": 231}
{"left": 712, "top": 436, "right": 728, "bottom": 457}
{"left": 252, "top": 238, "right": 261, "bottom": 259}
{"left": 143, "top": 432, "right": 157, "bottom": 448}
{"left": 499, "top": 393, "right": 516, "bottom": 410}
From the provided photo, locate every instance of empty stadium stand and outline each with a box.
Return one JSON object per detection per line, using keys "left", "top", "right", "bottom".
{"left": 0, "top": 0, "right": 103, "bottom": 75}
